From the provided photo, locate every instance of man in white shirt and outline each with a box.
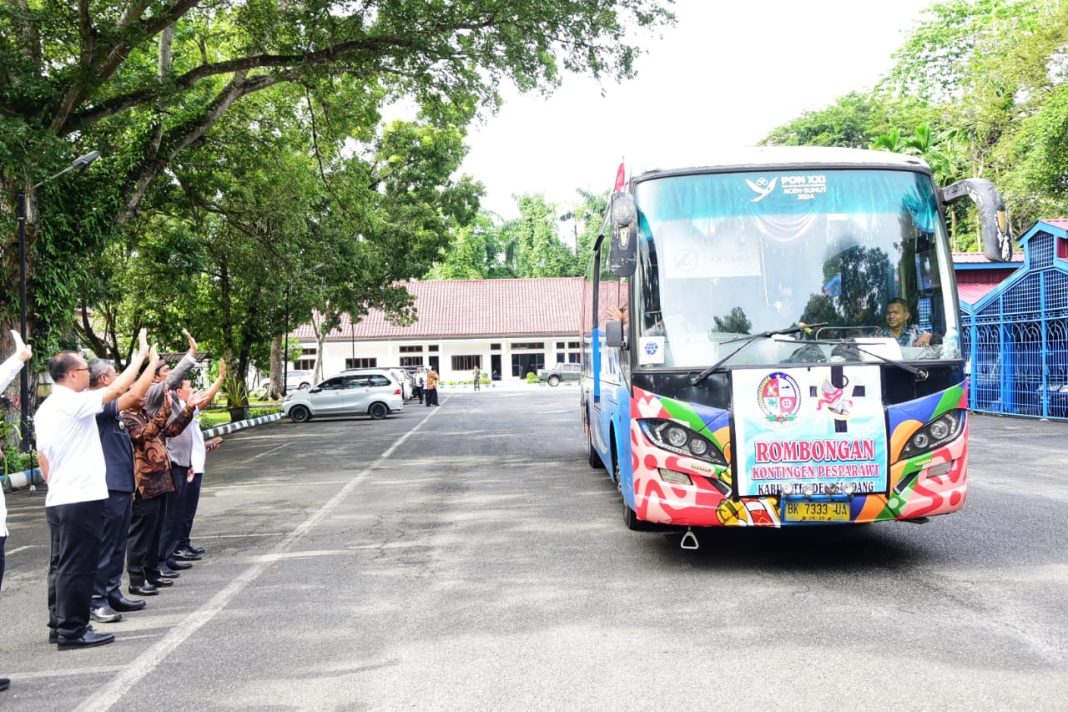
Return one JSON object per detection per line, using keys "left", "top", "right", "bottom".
{"left": 0, "top": 333, "right": 32, "bottom": 692}
{"left": 35, "top": 330, "right": 150, "bottom": 649}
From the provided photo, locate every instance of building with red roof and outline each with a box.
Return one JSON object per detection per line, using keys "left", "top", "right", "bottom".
{"left": 291, "top": 277, "right": 587, "bottom": 382}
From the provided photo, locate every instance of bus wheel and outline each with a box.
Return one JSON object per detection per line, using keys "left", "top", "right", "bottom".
{"left": 584, "top": 408, "right": 604, "bottom": 469}
{"left": 613, "top": 443, "right": 646, "bottom": 531}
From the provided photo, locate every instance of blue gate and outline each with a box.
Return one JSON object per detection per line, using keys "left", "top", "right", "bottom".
{"left": 961, "top": 221, "right": 1068, "bottom": 420}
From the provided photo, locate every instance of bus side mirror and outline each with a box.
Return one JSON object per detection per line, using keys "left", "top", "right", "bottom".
{"left": 605, "top": 319, "right": 625, "bottom": 348}
{"left": 940, "top": 178, "right": 1012, "bottom": 261}
{"left": 609, "top": 192, "right": 638, "bottom": 277}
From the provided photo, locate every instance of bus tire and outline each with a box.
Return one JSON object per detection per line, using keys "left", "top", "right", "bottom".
{"left": 612, "top": 436, "right": 648, "bottom": 531}
{"left": 584, "top": 407, "right": 604, "bottom": 469}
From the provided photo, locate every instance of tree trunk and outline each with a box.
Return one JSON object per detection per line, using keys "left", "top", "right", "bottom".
{"left": 267, "top": 335, "right": 283, "bottom": 400}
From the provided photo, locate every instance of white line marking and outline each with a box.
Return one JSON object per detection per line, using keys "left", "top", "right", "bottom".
{"left": 15, "top": 665, "right": 126, "bottom": 680}
{"left": 76, "top": 403, "right": 443, "bottom": 712}
{"left": 5, "top": 545, "right": 35, "bottom": 555}
{"left": 249, "top": 442, "right": 290, "bottom": 460}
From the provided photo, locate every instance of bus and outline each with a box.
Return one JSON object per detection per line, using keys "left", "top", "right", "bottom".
{"left": 581, "top": 147, "right": 1010, "bottom": 543}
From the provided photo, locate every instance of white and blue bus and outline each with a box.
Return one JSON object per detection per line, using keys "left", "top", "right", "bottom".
{"left": 581, "top": 147, "right": 1010, "bottom": 538}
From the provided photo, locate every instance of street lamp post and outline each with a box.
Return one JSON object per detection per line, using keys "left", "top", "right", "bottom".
{"left": 16, "top": 151, "right": 101, "bottom": 452}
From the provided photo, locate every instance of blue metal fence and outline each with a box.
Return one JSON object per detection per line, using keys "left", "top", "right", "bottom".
{"left": 962, "top": 223, "right": 1068, "bottom": 420}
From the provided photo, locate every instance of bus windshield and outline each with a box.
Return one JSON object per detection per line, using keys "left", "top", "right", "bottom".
{"left": 633, "top": 169, "right": 960, "bottom": 369}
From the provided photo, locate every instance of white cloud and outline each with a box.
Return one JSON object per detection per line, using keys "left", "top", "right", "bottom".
{"left": 460, "top": 0, "right": 934, "bottom": 218}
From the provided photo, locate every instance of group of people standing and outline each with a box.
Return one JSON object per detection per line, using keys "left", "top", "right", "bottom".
{"left": 0, "top": 327, "right": 226, "bottom": 693}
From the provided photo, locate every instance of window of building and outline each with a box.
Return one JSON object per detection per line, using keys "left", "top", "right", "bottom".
{"left": 511, "top": 342, "right": 545, "bottom": 350}
{"left": 568, "top": 342, "right": 580, "bottom": 349}
{"left": 567, "top": 353, "right": 580, "bottom": 364}
{"left": 295, "top": 359, "right": 316, "bottom": 371}
{"left": 452, "top": 355, "right": 481, "bottom": 371}
{"left": 345, "top": 357, "right": 377, "bottom": 369}
{"left": 556, "top": 342, "right": 565, "bottom": 349}
{"left": 429, "top": 345, "right": 439, "bottom": 352}
{"left": 399, "top": 356, "right": 424, "bottom": 367}
{"left": 301, "top": 348, "right": 316, "bottom": 356}
{"left": 491, "top": 343, "right": 501, "bottom": 351}
{"left": 399, "top": 345, "right": 423, "bottom": 353}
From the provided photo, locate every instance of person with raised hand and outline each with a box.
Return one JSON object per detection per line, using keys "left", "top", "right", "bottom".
{"left": 0, "top": 331, "right": 32, "bottom": 690}
{"left": 35, "top": 329, "right": 151, "bottom": 649}
{"left": 86, "top": 344, "right": 164, "bottom": 624}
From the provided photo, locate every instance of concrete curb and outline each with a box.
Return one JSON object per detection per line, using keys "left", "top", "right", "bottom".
{"left": 1, "top": 412, "right": 285, "bottom": 494}
{"left": 202, "top": 411, "right": 284, "bottom": 438}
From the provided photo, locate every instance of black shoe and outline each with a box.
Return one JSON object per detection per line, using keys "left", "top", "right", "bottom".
{"left": 146, "top": 577, "right": 174, "bottom": 587}
{"left": 48, "top": 629, "right": 58, "bottom": 644}
{"left": 57, "top": 628, "right": 115, "bottom": 649}
{"left": 129, "top": 583, "right": 159, "bottom": 596}
{"left": 157, "top": 567, "right": 181, "bottom": 578}
{"left": 165, "top": 559, "right": 192, "bottom": 570}
{"left": 108, "top": 595, "right": 147, "bottom": 612}
{"left": 186, "top": 544, "right": 206, "bottom": 555}
{"left": 90, "top": 605, "right": 122, "bottom": 624}
{"left": 0, "top": 678, "right": 9, "bottom": 692}
{"left": 173, "top": 549, "right": 201, "bottom": 561}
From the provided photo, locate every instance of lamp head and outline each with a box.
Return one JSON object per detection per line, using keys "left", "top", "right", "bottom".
{"left": 72, "top": 151, "right": 101, "bottom": 171}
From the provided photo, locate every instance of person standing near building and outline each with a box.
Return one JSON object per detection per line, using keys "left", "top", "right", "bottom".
{"left": 425, "top": 367, "right": 440, "bottom": 407}
{"left": 0, "top": 333, "right": 32, "bottom": 689}
{"left": 123, "top": 382, "right": 202, "bottom": 596}
{"left": 36, "top": 330, "right": 152, "bottom": 649}
{"left": 170, "top": 368, "right": 226, "bottom": 563}
{"left": 472, "top": 366, "right": 481, "bottom": 391}
{"left": 87, "top": 349, "right": 164, "bottom": 624}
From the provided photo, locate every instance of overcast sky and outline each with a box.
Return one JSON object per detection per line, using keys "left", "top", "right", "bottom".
{"left": 460, "top": 0, "right": 937, "bottom": 220}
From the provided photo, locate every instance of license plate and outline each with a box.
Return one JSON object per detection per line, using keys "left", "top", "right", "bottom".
{"left": 783, "top": 500, "right": 850, "bottom": 523}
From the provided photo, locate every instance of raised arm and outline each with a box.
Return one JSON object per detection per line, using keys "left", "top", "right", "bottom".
{"left": 163, "top": 329, "right": 199, "bottom": 390}
{"left": 0, "top": 331, "right": 32, "bottom": 393}
{"left": 99, "top": 329, "right": 150, "bottom": 405}
{"left": 196, "top": 360, "right": 227, "bottom": 407}
{"left": 116, "top": 347, "right": 162, "bottom": 411}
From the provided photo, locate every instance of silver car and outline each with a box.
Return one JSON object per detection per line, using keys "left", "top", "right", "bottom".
{"left": 283, "top": 370, "right": 403, "bottom": 422}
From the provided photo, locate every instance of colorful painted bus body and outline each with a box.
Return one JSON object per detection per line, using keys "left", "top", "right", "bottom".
{"left": 581, "top": 148, "right": 1007, "bottom": 529}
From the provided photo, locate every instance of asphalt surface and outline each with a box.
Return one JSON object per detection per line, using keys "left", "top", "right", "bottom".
{"left": 1, "top": 389, "right": 1066, "bottom": 711}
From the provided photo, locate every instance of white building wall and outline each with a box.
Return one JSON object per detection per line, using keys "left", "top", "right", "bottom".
{"left": 290, "top": 335, "right": 581, "bottom": 384}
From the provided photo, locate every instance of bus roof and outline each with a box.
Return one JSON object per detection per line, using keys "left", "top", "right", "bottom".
{"left": 631, "top": 146, "right": 932, "bottom": 182}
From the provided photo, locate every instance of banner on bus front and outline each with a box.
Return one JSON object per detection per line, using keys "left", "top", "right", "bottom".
{"left": 732, "top": 365, "right": 888, "bottom": 498}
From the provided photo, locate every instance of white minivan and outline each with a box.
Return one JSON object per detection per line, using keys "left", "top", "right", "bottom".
{"left": 282, "top": 369, "right": 404, "bottom": 422}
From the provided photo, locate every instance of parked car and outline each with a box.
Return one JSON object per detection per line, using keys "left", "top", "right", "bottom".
{"left": 285, "top": 369, "right": 314, "bottom": 391}
{"left": 343, "top": 366, "right": 414, "bottom": 400}
{"left": 282, "top": 370, "right": 403, "bottom": 423}
{"left": 537, "top": 362, "right": 582, "bottom": 386}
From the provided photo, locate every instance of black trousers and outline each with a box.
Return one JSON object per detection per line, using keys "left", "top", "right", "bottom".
{"left": 47, "top": 499, "right": 105, "bottom": 639}
{"left": 127, "top": 491, "right": 165, "bottom": 587}
{"left": 425, "top": 388, "right": 438, "bottom": 406}
{"left": 93, "top": 490, "right": 133, "bottom": 603}
{"left": 1, "top": 534, "right": 6, "bottom": 592}
{"left": 177, "top": 471, "right": 203, "bottom": 549}
{"left": 158, "top": 464, "right": 188, "bottom": 566}
{"left": 413, "top": 385, "right": 423, "bottom": 403}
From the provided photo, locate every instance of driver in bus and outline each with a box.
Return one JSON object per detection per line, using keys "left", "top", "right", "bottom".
{"left": 876, "top": 298, "right": 934, "bottom": 347}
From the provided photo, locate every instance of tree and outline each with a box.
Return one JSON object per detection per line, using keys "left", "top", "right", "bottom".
{"left": 0, "top": 0, "right": 674, "bottom": 407}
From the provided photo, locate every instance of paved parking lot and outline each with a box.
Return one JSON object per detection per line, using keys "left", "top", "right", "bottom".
{"left": 1, "top": 391, "right": 1066, "bottom": 710}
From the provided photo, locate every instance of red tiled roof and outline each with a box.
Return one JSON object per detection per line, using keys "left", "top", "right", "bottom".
{"left": 294, "top": 278, "right": 586, "bottom": 341}
{"left": 958, "top": 282, "right": 1000, "bottom": 306}
{"left": 952, "top": 251, "right": 1024, "bottom": 264}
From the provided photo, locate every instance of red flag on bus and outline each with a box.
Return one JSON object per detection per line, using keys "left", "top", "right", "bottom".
{"left": 613, "top": 162, "right": 625, "bottom": 192}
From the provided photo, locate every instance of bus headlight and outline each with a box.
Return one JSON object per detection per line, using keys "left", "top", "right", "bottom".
{"left": 901, "top": 409, "right": 965, "bottom": 459}
{"left": 638, "top": 418, "right": 727, "bottom": 466}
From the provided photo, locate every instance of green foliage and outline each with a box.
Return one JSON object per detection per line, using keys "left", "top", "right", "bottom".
{"left": 0, "top": 0, "right": 674, "bottom": 410}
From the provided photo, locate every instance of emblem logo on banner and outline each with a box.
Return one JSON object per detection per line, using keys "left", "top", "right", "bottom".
{"left": 756, "top": 371, "right": 801, "bottom": 423}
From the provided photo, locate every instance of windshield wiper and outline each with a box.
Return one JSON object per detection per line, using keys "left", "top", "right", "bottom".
{"left": 689, "top": 322, "right": 827, "bottom": 386}
{"left": 803, "top": 339, "right": 931, "bottom": 380}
